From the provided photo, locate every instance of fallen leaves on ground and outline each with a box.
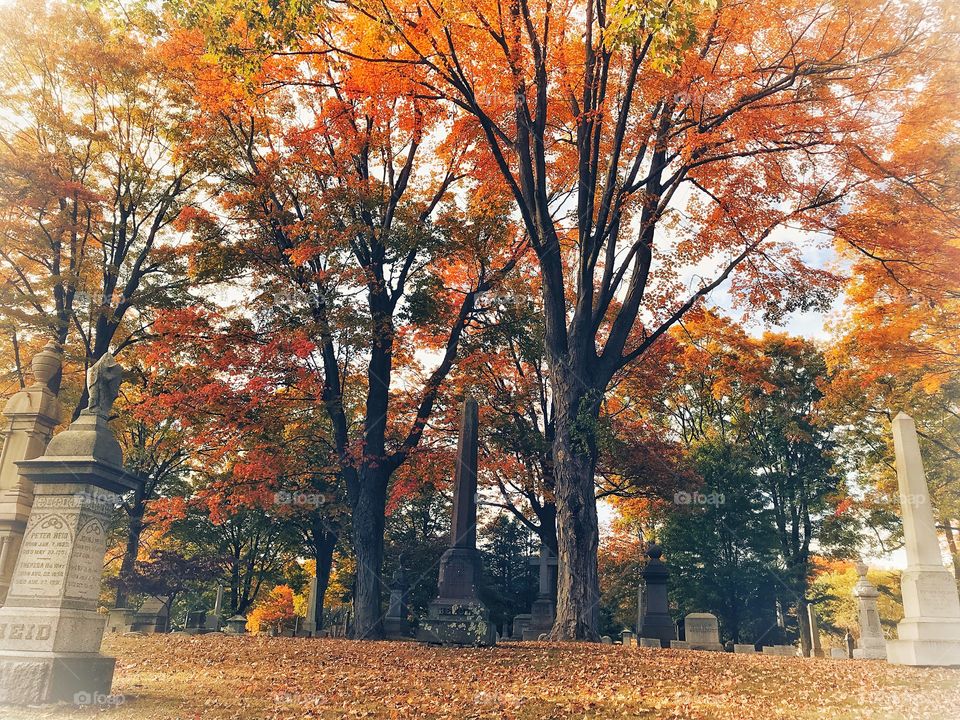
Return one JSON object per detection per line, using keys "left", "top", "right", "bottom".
{"left": 5, "top": 635, "right": 959, "bottom": 720}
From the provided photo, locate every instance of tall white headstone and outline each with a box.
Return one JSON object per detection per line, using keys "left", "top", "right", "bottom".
{"left": 0, "top": 353, "right": 141, "bottom": 703}
{"left": 0, "top": 343, "right": 62, "bottom": 604}
{"left": 886, "top": 412, "right": 960, "bottom": 666}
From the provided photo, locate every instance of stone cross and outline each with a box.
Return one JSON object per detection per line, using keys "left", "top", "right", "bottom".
{"left": 886, "top": 412, "right": 960, "bottom": 666}
{"left": 529, "top": 545, "right": 558, "bottom": 597}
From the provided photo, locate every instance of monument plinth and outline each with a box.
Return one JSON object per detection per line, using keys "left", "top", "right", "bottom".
{"left": 0, "top": 342, "right": 63, "bottom": 604}
{"left": 384, "top": 562, "right": 411, "bottom": 639}
{"left": 0, "top": 354, "right": 141, "bottom": 704}
{"left": 851, "top": 562, "right": 887, "bottom": 660}
{"left": 638, "top": 544, "right": 677, "bottom": 647}
{"left": 416, "top": 399, "right": 495, "bottom": 646}
{"left": 886, "top": 413, "right": 960, "bottom": 666}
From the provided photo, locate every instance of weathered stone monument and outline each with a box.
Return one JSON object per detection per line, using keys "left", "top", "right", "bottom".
{"left": 886, "top": 412, "right": 960, "bottom": 666}
{"left": 0, "top": 343, "right": 62, "bottom": 605}
{"left": 807, "top": 604, "right": 824, "bottom": 658}
{"left": 204, "top": 585, "right": 224, "bottom": 632}
{"left": 416, "top": 399, "right": 495, "bottom": 646}
{"left": 851, "top": 561, "right": 887, "bottom": 660}
{"left": 638, "top": 544, "right": 676, "bottom": 647}
{"left": 298, "top": 578, "right": 317, "bottom": 637}
{"left": 683, "top": 613, "right": 723, "bottom": 651}
{"left": 130, "top": 596, "right": 169, "bottom": 634}
{"left": 522, "top": 545, "right": 557, "bottom": 640}
{"left": 511, "top": 613, "right": 531, "bottom": 640}
{"left": 384, "top": 561, "right": 411, "bottom": 639}
{"left": 0, "top": 353, "right": 140, "bottom": 704}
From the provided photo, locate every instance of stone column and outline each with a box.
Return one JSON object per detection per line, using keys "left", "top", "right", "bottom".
{"left": 807, "top": 604, "right": 824, "bottom": 658}
{"left": 416, "top": 399, "right": 495, "bottom": 646}
{"left": 638, "top": 544, "right": 677, "bottom": 646}
{"left": 852, "top": 562, "right": 887, "bottom": 660}
{"left": 0, "top": 343, "right": 62, "bottom": 604}
{"left": 0, "top": 353, "right": 140, "bottom": 704}
{"left": 886, "top": 412, "right": 960, "bottom": 666}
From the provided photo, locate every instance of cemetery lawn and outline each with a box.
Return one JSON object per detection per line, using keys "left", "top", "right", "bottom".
{"left": 6, "top": 634, "right": 960, "bottom": 720}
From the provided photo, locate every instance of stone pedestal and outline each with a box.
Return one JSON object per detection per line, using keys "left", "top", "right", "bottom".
{"left": 0, "top": 353, "right": 139, "bottom": 705}
{"left": 886, "top": 413, "right": 960, "bottom": 666}
{"left": 384, "top": 566, "right": 411, "bottom": 640}
{"left": 416, "top": 547, "right": 495, "bottom": 646}
{"left": 205, "top": 585, "right": 224, "bottom": 632}
{"left": 0, "top": 343, "right": 62, "bottom": 605}
{"left": 638, "top": 545, "right": 676, "bottom": 647}
{"left": 852, "top": 562, "right": 887, "bottom": 660}
{"left": 511, "top": 613, "right": 531, "bottom": 640}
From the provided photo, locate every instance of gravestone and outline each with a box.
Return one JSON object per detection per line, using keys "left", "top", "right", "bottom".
{"left": 670, "top": 640, "right": 690, "bottom": 649}
{"left": 763, "top": 645, "right": 797, "bottom": 657}
{"left": 638, "top": 544, "right": 676, "bottom": 647}
{"left": 224, "top": 615, "right": 247, "bottom": 634}
{"left": 684, "top": 613, "right": 723, "bottom": 651}
{"left": 845, "top": 632, "right": 854, "bottom": 658}
{"left": 830, "top": 648, "right": 847, "bottom": 659}
{"left": 850, "top": 562, "right": 886, "bottom": 659}
{"left": 416, "top": 399, "right": 495, "bottom": 646}
{"left": 511, "top": 614, "right": 531, "bottom": 640}
{"left": 0, "top": 343, "right": 62, "bottom": 605}
{"left": 384, "top": 562, "right": 411, "bottom": 639}
{"left": 807, "top": 605, "right": 824, "bottom": 658}
{"left": 205, "top": 585, "right": 224, "bottom": 632}
{"left": 184, "top": 609, "right": 207, "bottom": 635}
{"left": 130, "top": 596, "right": 168, "bottom": 634}
{"left": 886, "top": 413, "right": 960, "bottom": 666}
{"left": 734, "top": 643, "right": 757, "bottom": 654}
{"left": 600, "top": 635, "right": 612, "bottom": 644}
{"left": 106, "top": 607, "right": 134, "bottom": 634}
{"left": 0, "top": 353, "right": 140, "bottom": 705}
{"left": 638, "top": 637, "right": 662, "bottom": 648}
{"left": 621, "top": 630, "right": 634, "bottom": 646}
{"left": 522, "top": 546, "right": 557, "bottom": 640}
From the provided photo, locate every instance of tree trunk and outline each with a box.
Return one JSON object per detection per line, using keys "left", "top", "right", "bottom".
{"left": 312, "top": 522, "right": 337, "bottom": 631}
{"left": 114, "top": 507, "right": 144, "bottom": 608}
{"left": 548, "top": 385, "right": 602, "bottom": 641}
{"left": 350, "top": 476, "right": 388, "bottom": 639}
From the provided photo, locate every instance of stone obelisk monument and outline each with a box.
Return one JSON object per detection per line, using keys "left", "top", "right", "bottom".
{"left": 0, "top": 353, "right": 141, "bottom": 704}
{"left": 852, "top": 561, "right": 887, "bottom": 659}
{"left": 416, "top": 398, "right": 495, "bottom": 646}
{"left": 0, "top": 342, "right": 62, "bottom": 604}
{"left": 886, "top": 412, "right": 960, "bottom": 666}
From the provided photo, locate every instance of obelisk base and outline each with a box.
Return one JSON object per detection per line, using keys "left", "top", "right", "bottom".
{"left": 640, "top": 611, "right": 677, "bottom": 648}
{"left": 0, "top": 652, "right": 115, "bottom": 704}
{"left": 416, "top": 599, "right": 496, "bottom": 646}
{"left": 887, "top": 566, "right": 960, "bottom": 666}
{"left": 416, "top": 547, "right": 495, "bottom": 646}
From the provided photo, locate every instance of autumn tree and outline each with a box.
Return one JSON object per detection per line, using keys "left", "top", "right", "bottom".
{"left": 342, "top": 0, "right": 955, "bottom": 638}
{"left": 0, "top": 0, "right": 215, "bottom": 408}
{"left": 162, "top": 1, "right": 526, "bottom": 638}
